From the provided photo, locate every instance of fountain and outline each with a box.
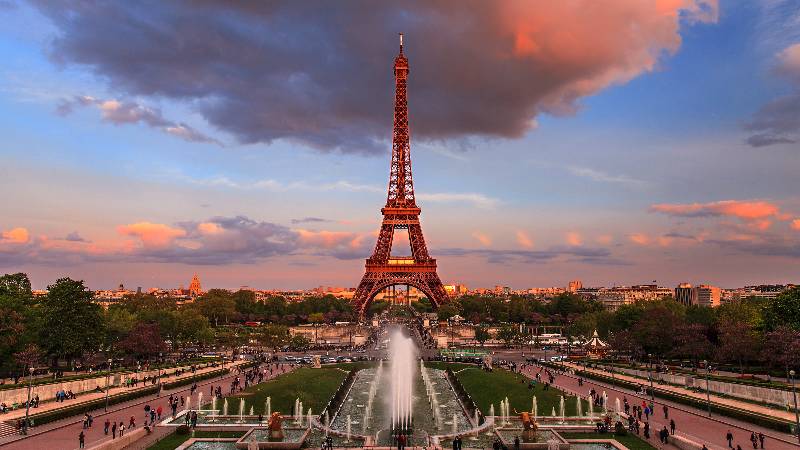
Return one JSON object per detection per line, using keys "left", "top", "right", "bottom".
{"left": 489, "top": 404, "right": 496, "bottom": 428}
{"left": 239, "top": 398, "right": 246, "bottom": 423}
{"left": 223, "top": 398, "right": 229, "bottom": 416}
{"left": 532, "top": 396, "right": 538, "bottom": 418}
{"left": 346, "top": 415, "right": 352, "bottom": 442}
{"left": 265, "top": 397, "right": 271, "bottom": 418}
{"left": 474, "top": 409, "right": 480, "bottom": 428}
{"left": 307, "top": 408, "right": 313, "bottom": 429}
{"left": 588, "top": 399, "right": 594, "bottom": 417}
{"left": 559, "top": 396, "right": 565, "bottom": 423}
{"left": 576, "top": 396, "right": 582, "bottom": 417}
{"left": 388, "top": 328, "right": 415, "bottom": 433}
{"left": 615, "top": 398, "right": 622, "bottom": 421}
{"left": 210, "top": 396, "right": 217, "bottom": 421}
{"left": 324, "top": 411, "right": 330, "bottom": 436}
{"left": 452, "top": 413, "right": 458, "bottom": 435}
{"left": 197, "top": 392, "right": 203, "bottom": 411}
{"left": 250, "top": 406, "right": 255, "bottom": 416}
{"left": 550, "top": 407, "right": 556, "bottom": 418}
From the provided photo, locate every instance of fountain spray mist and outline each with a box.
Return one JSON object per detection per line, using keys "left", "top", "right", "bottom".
{"left": 388, "top": 327, "right": 417, "bottom": 431}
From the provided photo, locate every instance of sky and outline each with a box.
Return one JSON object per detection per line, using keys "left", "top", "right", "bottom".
{"left": 1, "top": 0, "right": 799, "bottom": 290}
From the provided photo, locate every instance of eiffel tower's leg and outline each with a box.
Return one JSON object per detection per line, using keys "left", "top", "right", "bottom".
{"left": 371, "top": 224, "right": 395, "bottom": 262}
{"left": 407, "top": 223, "right": 430, "bottom": 261}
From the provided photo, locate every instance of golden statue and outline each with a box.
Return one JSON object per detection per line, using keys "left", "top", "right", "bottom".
{"left": 267, "top": 412, "right": 284, "bottom": 440}
{"left": 520, "top": 411, "right": 538, "bottom": 441}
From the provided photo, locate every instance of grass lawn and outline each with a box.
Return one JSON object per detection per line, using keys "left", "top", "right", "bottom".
{"left": 223, "top": 367, "right": 348, "bottom": 416}
{"left": 147, "top": 431, "right": 243, "bottom": 450}
{"left": 452, "top": 366, "right": 591, "bottom": 416}
{"left": 560, "top": 432, "right": 657, "bottom": 450}
{"left": 424, "top": 361, "right": 475, "bottom": 371}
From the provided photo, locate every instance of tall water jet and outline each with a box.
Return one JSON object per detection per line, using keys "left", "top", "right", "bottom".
{"left": 474, "top": 410, "right": 480, "bottom": 427}
{"left": 325, "top": 411, "right": 330, "bottom": 436}
{"left": 307, "top": 408, "right": 313, "bottom": 429}
{"left": 559, "top": 396, "right": 565, "bottom": 423}
{"left": 250, "top": 406, "right": 254, "bottom": 416}
{"left": 211, "top": 396, "right": 217, "bottom": 420}
{"left": 388, "top": 328, "right": 416, "bottom": 432}
{"left": 532, "top": 396, "right": 538, "bottom": 418}
{"left": 239, "top": 398, "right": 245, "bottom": 423}
{"left": 551, "top": 407, "right": 556, "bottom": 417}
{"left": 223, "top": 398, "right": 229, "bottom": 416}
{"left": 588, "top": 399, "right": 594, "bottom": 417}
{"left": 489, "top": 404, "right": 496, "bottom": 428}
{"left": 452, "top": 413, "right": 458, "bottom": 435}
{"left": 346, "top": 415, "right": 352, "bottom": 442}
{"left": 576, "top": 397, "right": 583, "bottom": 417}
{"left": 198, "top": 392, "right": 203, "bottom": 411}
{"left": 265, "top": 397, "right": 271, "bottom": 418}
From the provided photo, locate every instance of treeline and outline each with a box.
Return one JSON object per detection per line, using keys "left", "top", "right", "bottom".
{"left": 0, "top": 273, "right": 360, "bottom": 375}
{"left": 437, "top": 290, "right": 800, "bottom": 372}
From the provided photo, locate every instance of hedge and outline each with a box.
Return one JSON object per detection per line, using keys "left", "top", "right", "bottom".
{"left": 26, "top": 366, "right": 237, "bottom": 427}
{"left": 26, "top": 385, "right": 159, "bottom": 426}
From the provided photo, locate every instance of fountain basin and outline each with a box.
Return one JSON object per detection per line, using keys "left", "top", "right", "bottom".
{"left": 496, "top": 428, "right": 570, "bottom": 450}
{"left": 176, "top": 438, "right": 239, "bottom": 450}
{"left": 236, "top": 427, "right": 310, "bottom": 449}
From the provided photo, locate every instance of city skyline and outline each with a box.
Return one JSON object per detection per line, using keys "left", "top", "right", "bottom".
{"left": 2, "top": 1, "right": 800, "bottom": 290}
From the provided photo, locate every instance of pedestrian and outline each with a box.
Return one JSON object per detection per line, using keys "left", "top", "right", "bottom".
{"left": 104, "top": 418, "right": 110, "bottom": 435}
{"left": 644, "top": 422, "right": 650, "bottom": 439}
{"left": 120, "top": 422, "right": 125, "bottom": 437}
{"left": 663, "top": 404, "right": 669, "bottom": 419}
{"left": 703, "top": 445, "right": 708, "bottom": 450}
{"left": 397, "top": 432, "right": 406, "bottom": 450}
{"left": 514, "top": 436, "right": 520, "bottom": 450}
{"left": 130, "top": 415, "right": 136, "bottom": 429}
{"left": 79, "top": 431, "right": 85, "bottom": 449}
{"left": 157, "top": 405, "right": 163, "bottom": 420}
{"left": 670, "top": 419, "right": 675, "bottom": 435}
{"left": 750, "top": 432, "right": 758, "bottom": 449}
{"left": 726, "top": 430, "right": 734, "bottom": 448}
{"left": 758, "top": 432, "right": 765, "bottom": 449}
{"left": 112, "top": 421, "right": 117, "bottom": 439}
{"left": 661, "top": 426, "right": 669, "bottom": 444}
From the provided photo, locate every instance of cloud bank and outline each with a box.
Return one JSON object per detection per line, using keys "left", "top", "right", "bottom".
{"left": 33, "top": 0, "right": 717, "bottom": 153}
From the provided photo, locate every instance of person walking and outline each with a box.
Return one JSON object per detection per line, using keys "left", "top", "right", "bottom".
{"left": 104, "top": 418, "right": 110, "bottom": 435}
{"left": 726, "top": 430, "right": 734, "bottom": 448}
{"left": 644, "top": 422, "right": 650, "bottom": 439}
{"left": 78, "top": 431, "right": 85, "bottom": 449}
{"left": 758, "top": 432, "right": 765, "bottom": 449}
{"left": 750, "top": 432, "right": 758, "bottom": 449}
{"left": 670, "top": 419, "right": 675, "bottom": 435}
{"left": 663, "top": 404, "right": 669, "bottom": 419}
{"left": 119, "top": 422, "right": 125, "bottom": 437}
{"left": 111, "top": 421, "right": 117, "bottom": 439}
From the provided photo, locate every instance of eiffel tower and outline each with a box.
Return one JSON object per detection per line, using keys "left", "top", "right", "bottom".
{"left": 352, "top": 34, "right": 448, "bottom": 317}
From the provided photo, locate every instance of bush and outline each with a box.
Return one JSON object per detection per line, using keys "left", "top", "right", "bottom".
{"left": 176, "top": 425, "right": 190, "bottom": 435}
{"left": 615, "top": 422, "right": 627, "bottom": 436}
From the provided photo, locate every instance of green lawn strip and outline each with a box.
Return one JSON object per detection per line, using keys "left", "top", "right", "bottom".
{"left": 423, "top": 361, "right": 474, "bottom": 371}
{"left": 560, "top": 432, "right": 657, "bottom": 450}
{"left": 147, "top": 430, "right": 244, "bottom": 450}
{"left": 452, "top": 366, "right": 591, "bottom": 416}
{"left": 219, "top": 367, "right": 348, "bottom": 416}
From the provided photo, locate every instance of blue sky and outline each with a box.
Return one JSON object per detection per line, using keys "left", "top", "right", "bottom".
{"left": 1, "top": 1, "right": 799, "bottom": 290}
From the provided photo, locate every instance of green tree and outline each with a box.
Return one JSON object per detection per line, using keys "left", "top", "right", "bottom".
{"left": 763, "top": 287, "right": 800, "bottom": 331}
{"left": 497, "top": 325, "right": 519, "bottom": 348}
{"left": 38, "top": 278, "right": 105, "bottom": 366}
{"left": 260, "top": 324, "right": 289, "bottom": 350}
{"left": 307, "top": 312, "right": 326, "bottom": 324}
{"left": 474, "top": 326, "right": 491, "bottom": 347}
{"left": 289, "top": 334, "right": 310, "bottom": 351}
{"left": 196, "top": 289, "right": 237, "bottom": 326}
{"left": 437, "top": 303, "right": 460, "bottom": 321}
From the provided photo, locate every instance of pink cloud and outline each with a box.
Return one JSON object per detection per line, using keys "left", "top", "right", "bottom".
{"left": 472, "top": 232, "right": 492, "bottom": 247}
{"left": 117, "top": 222, "right": 187, "bottom": 248}
{"left": 1, "top": 227, "right": 30, "bottom": 244}
{"left": 792, "top": 219, "right": 800, "bottom": 231}
{"left": 650, "top": 200, "right": 780, "bottom": 220}
{"left": 516, "top": 231, "right": 533, "bottom": 248}
{"left": 596, "top": 235, "right": 614, "bottom": 245}
{"left": 566, "top": 232, "right": 583, "bottom": 246}
{"left": 629, "top": 233, "right": 650, "bottom": 245}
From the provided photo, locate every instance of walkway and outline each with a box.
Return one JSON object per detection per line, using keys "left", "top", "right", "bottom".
{"left": 0, "top": 361, "right": 292, "bottom": 450}
{"left": 522, "top": 365, "right": 800, "bottom": 450}
{"left": 563, "top": 362, "right": 797, "bottom": 422}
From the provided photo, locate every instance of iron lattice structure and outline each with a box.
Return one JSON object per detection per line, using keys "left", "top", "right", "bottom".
{"left": 352, "top": 35, "right": 448, "bottom": 317}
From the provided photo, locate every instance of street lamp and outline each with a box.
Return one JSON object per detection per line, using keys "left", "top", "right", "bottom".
{"left": 105, "top": 358, "right": 113, "bottom": 412}
{"left": 703, "top": 359, "right": 711, "bottom": 417}
{"left": 647, "top": 353, "right": 655, "bottom": 402}
{"left": 24, "top": 366, "right": 34, "bottom": 431}
{"left": 156, "top": 352, "right": 163, "bottom": 398}
{"left": 790, "top": 369, "right": 799, "bottom": 443}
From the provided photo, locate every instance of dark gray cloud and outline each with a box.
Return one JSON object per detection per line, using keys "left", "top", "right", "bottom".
{"left": 744, "top": 93, "right": 800, "bottom": 148}
{"left": 64, "top": 231, "right": 87, "bottom": 242}
{"left": 291, "top": 217, "right": 332, "bottom": 225}
{"left": 29, "top": 0, "right": 714, "bottom": 153}
{"left": 437, "top": 246, "right": 627, "bottom": 266}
